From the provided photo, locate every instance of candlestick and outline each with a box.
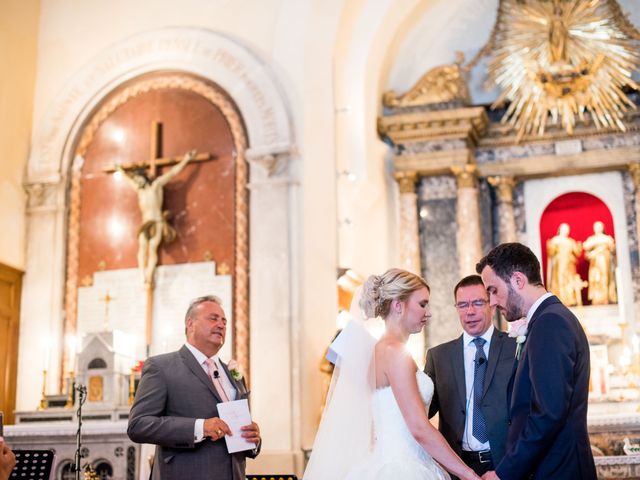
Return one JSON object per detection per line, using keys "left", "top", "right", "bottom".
{"left": 128, "top": 368, "right": 136, "bottom": 406}
{"left": 65, "top": 371, "right": 75, "bottom": 409}
{"left": 38, "top": 370, "right": 48, "bottom": 410}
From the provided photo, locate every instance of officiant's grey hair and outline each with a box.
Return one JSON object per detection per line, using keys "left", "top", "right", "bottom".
{"left": 184, "top": 295, "right": 224, "bottom": 332}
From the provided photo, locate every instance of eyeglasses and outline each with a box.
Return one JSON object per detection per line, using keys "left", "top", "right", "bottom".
{"left": 455, "top": 299, "right": 489, "bottom": 310}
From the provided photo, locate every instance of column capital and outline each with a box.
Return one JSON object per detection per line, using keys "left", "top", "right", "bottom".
{"left": 629, "top": 163, "right": 640, "bottom": 189}
{"left": 451, "top": 164, "right": 478, "bottom": 189}
{"left": 395, "top": 171, "right": 419, "bottom": 193}
{"left": 487, "top": 175, "right": 516, "bottom": 203}
{"left": 246, "top": 144, "right": 295, "bottom": 177}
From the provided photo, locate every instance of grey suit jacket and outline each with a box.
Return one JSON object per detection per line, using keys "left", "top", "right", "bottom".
{"left": 425, "top": 328, "right": 516, "bottom": 466}
{"left": 128, "top": 345, "right": 258, "bottom": 480}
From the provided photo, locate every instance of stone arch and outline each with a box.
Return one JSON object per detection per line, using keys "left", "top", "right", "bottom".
{"left": 27, "top": 26, "right": 294, "bottom": 180}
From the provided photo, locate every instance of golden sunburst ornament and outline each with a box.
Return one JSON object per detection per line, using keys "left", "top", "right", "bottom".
{"left": 486, "top": 0, "right": 640, "bottom": 138}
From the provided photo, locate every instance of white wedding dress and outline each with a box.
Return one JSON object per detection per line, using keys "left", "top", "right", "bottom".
{"left": 343, "top": 370, "right": 450, "bottom": 480}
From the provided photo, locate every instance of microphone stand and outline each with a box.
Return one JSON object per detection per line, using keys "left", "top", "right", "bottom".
{"left": 73, "top": 385, "right": 87, "bottom": 480}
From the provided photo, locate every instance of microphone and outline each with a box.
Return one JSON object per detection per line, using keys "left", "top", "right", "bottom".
{"left": 213, "top": 370, "right": 220, "bottom": 379}
{"left": 477, "top": 358, "right": 486, "bottom": 366}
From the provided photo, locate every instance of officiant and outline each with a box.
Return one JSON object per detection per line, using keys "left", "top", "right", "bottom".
{"left": 128, "top": 295, "right": 261, "bottom": 480}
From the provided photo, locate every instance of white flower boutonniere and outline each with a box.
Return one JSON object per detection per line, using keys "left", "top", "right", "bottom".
{"left": 227, "top": 359, "right": 243, "bottom": 381}
{"left": 508, "top": 317, "right": 529, "bottom": 360}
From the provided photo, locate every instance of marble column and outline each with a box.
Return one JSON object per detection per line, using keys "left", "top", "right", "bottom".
{"left": 452, "top": 164, "right": 483, "bottom": 277}
{"left": 628, "top": 163, "right": 640, "bottom": 270}
{"left": 245, "top": 146, "right": 303, "bottom": 472}
{"left": 488, "top": 175, "right": 517, "bottom": 243}
{"left": 18, "top": 178, "right": 67, "bottom": 410}
{"left": 395, "top": 171, "right": 422, "bottom": 275}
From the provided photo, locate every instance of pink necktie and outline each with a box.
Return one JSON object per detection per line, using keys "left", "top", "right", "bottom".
{"left": 205, "top": 358, "right": 230, "bottom": 402}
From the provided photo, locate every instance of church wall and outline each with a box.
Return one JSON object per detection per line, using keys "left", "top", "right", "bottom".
{"left": 0, "top": 0, "right": 40, "bottom": 270}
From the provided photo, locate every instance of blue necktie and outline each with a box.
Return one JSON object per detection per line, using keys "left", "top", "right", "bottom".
{"left": 472, "top": 337, "right": 489, "bottom": 443}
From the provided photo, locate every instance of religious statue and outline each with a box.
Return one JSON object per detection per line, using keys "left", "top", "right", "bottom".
{"left": 118, "top": 150, "right": 195, "bottom": 286}
{"left": 546, "top": 223, "right": 583, "bottom": 306}
{"left": 583, "top": 221, "right": 617, "bottom": 305}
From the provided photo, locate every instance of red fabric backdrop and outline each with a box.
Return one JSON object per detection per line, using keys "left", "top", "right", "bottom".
{"left": 539, "top": 192, "right": 615, "bottom": 305}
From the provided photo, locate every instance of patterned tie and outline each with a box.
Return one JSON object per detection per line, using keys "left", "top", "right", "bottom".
{"left": 205, "top": 358, "right": 230, "bottom": 402}
{"left": 472, "top": 337, "right": 489, "bottom": 443}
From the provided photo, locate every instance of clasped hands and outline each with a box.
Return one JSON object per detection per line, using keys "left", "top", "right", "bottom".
{"left": 203, "top": 417, "right": 260, "bottom": 445}
{"left": 481, "top": 472, "right": 499, "bottom": 480}
{"left": 0, "top": 437, "right": 16, "bottom": 480}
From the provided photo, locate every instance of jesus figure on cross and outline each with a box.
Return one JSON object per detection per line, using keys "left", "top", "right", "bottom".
{"left": 118, "top": 150, "right": 195, "bottom": 286}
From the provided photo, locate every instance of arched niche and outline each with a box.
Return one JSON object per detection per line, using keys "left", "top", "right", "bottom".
{"left": 524, "top": 171, "right": 634, "bottom": 325}
{"left": 540, "top": 192, "right": 616, "bottom": 306}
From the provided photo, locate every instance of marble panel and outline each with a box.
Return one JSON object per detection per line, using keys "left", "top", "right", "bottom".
{"left": 399, "top": 139, "right": 467, "bottom": 156}
{"left": 418, "top": 177, "right": 461, "bottom": 348}
{"left": 478, "top": 179, "right": 494, "bottom": 254}
{"left": 582, "top": 132, "right": 640, "bottom": 151}
{"left": 622, "top": 171, "right": 640, "bottom": 303}
{"left": 476, "top": 142, "right": 555, "bottom": 164}
{"left": 512, "top": 182, "right": 527, "bottom": 244}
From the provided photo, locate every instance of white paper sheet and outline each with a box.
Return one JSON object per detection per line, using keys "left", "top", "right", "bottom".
{"left": 217, "top": 399, "right": 256, "bottom": 453}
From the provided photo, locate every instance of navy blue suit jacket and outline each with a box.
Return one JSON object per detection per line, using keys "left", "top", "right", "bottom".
{"left": 496, "top": 295, "right": 596, "bottom": 479}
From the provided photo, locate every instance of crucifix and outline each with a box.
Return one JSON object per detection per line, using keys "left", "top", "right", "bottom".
{"left": 105, "top": 121, "right": 215, "bottom": 355}
{"left": 99, "top": 290, "right": 115, "bottom": 330}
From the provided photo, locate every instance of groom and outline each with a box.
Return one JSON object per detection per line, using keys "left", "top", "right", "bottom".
{"left": 476, "top": 243, "right": 596, "bottom": 479}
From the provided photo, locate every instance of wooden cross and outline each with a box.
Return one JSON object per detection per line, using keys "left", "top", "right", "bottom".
{"left": 104, "top": 120, "right": 216, "bottom": 355}
{"left": 103, "top": 121, "right": 215, "bottom": 175}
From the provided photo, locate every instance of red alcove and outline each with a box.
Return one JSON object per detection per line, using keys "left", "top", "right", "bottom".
{"left": 539, "top": 192, "right": 615, "bottom": 305}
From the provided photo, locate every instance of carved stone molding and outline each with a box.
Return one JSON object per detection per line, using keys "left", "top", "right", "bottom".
{"left": 246, "top": 144, "right": 294, "bottom": 177}
{"left": 28, "top": 27, "right": 292, "bottom": 179}
{"left": 24, "top": 181, "right": 62, "bottom": 211}
{"left": 379, "top": 107, "right": 488, "bottom": 146}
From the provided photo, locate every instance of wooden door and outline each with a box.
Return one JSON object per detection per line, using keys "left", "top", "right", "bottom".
{"left": 0, "top": 263, "right": 23, "bottom": 424}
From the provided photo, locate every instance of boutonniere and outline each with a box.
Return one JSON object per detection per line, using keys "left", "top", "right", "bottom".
{"left": 508, "top": 317, "right": 529, "bottom": 360}
{"left": 227, "top": 359, "right": 243, "bottom": 381}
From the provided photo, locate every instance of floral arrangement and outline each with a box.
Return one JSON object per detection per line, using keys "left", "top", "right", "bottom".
{"left": 508, "top": 318, "right": 528, "bottom": 360}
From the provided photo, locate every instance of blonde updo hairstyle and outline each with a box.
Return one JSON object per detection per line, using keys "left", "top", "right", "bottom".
{"left": 359, "top": 268, "right": 429, "bottom": 319}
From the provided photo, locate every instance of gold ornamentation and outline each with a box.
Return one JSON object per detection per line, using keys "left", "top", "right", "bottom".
{"left": 486, "top": 0, "right": 640, "bottom": 139}
{"left": 451, "top": 164, "right": 478, "bottom": 189}
{"left": 487, "top": 176, "right": 516, "bottom": 203}
{"left": 88, "top": 375, "right": 103, "bottom": 402}
{"left": 629, "top": 163, "right": 640, "bottom": 189}
{"left": 395, "top": 171, "right": 419, "bottom": 193}
{"left": 217, "top": 262, "right": 230, "bottom": 275}
{"left": 383, "top": 53, "right": 470, "bottom": 107}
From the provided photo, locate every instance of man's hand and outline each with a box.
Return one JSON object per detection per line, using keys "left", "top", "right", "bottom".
{"left": 240, "top": 421, "right": 261, "bottom": 446}
{"left": 203, "top": 417, "right": 231, "bottom": 442}
{"left": 482, "top": 471, "right": 500, "bottom": 480}
{"left": 0, "top": 438, "right": 16, "bottom": 480}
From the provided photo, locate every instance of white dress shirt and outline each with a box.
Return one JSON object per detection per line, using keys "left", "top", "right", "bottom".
{"left": 461, "top": 324, "right": 494, "bottom": 452}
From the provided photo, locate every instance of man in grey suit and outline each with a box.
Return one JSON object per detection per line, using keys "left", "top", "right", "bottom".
{"left": 425, "top": 275, "right": 516, "bottom": 476}
{"left": 128, "top": 295, "right": 261, "bottom": 480}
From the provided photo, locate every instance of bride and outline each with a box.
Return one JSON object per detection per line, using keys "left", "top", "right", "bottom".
{"left": 304, "top": 268, "right": 479, "bottom": 480}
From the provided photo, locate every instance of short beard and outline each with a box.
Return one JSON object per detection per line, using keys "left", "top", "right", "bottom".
{"left": 505, "top": 283, "right": 526, "bottom": 322}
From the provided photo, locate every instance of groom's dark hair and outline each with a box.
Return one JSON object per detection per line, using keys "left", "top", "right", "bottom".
{"left": 475, "top": 242, "right": 544, "bottom": 287}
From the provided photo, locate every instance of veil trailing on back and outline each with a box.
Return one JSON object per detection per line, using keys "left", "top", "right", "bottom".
{"left": 303, "top": 287, "right": 377, "bottom": 480}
